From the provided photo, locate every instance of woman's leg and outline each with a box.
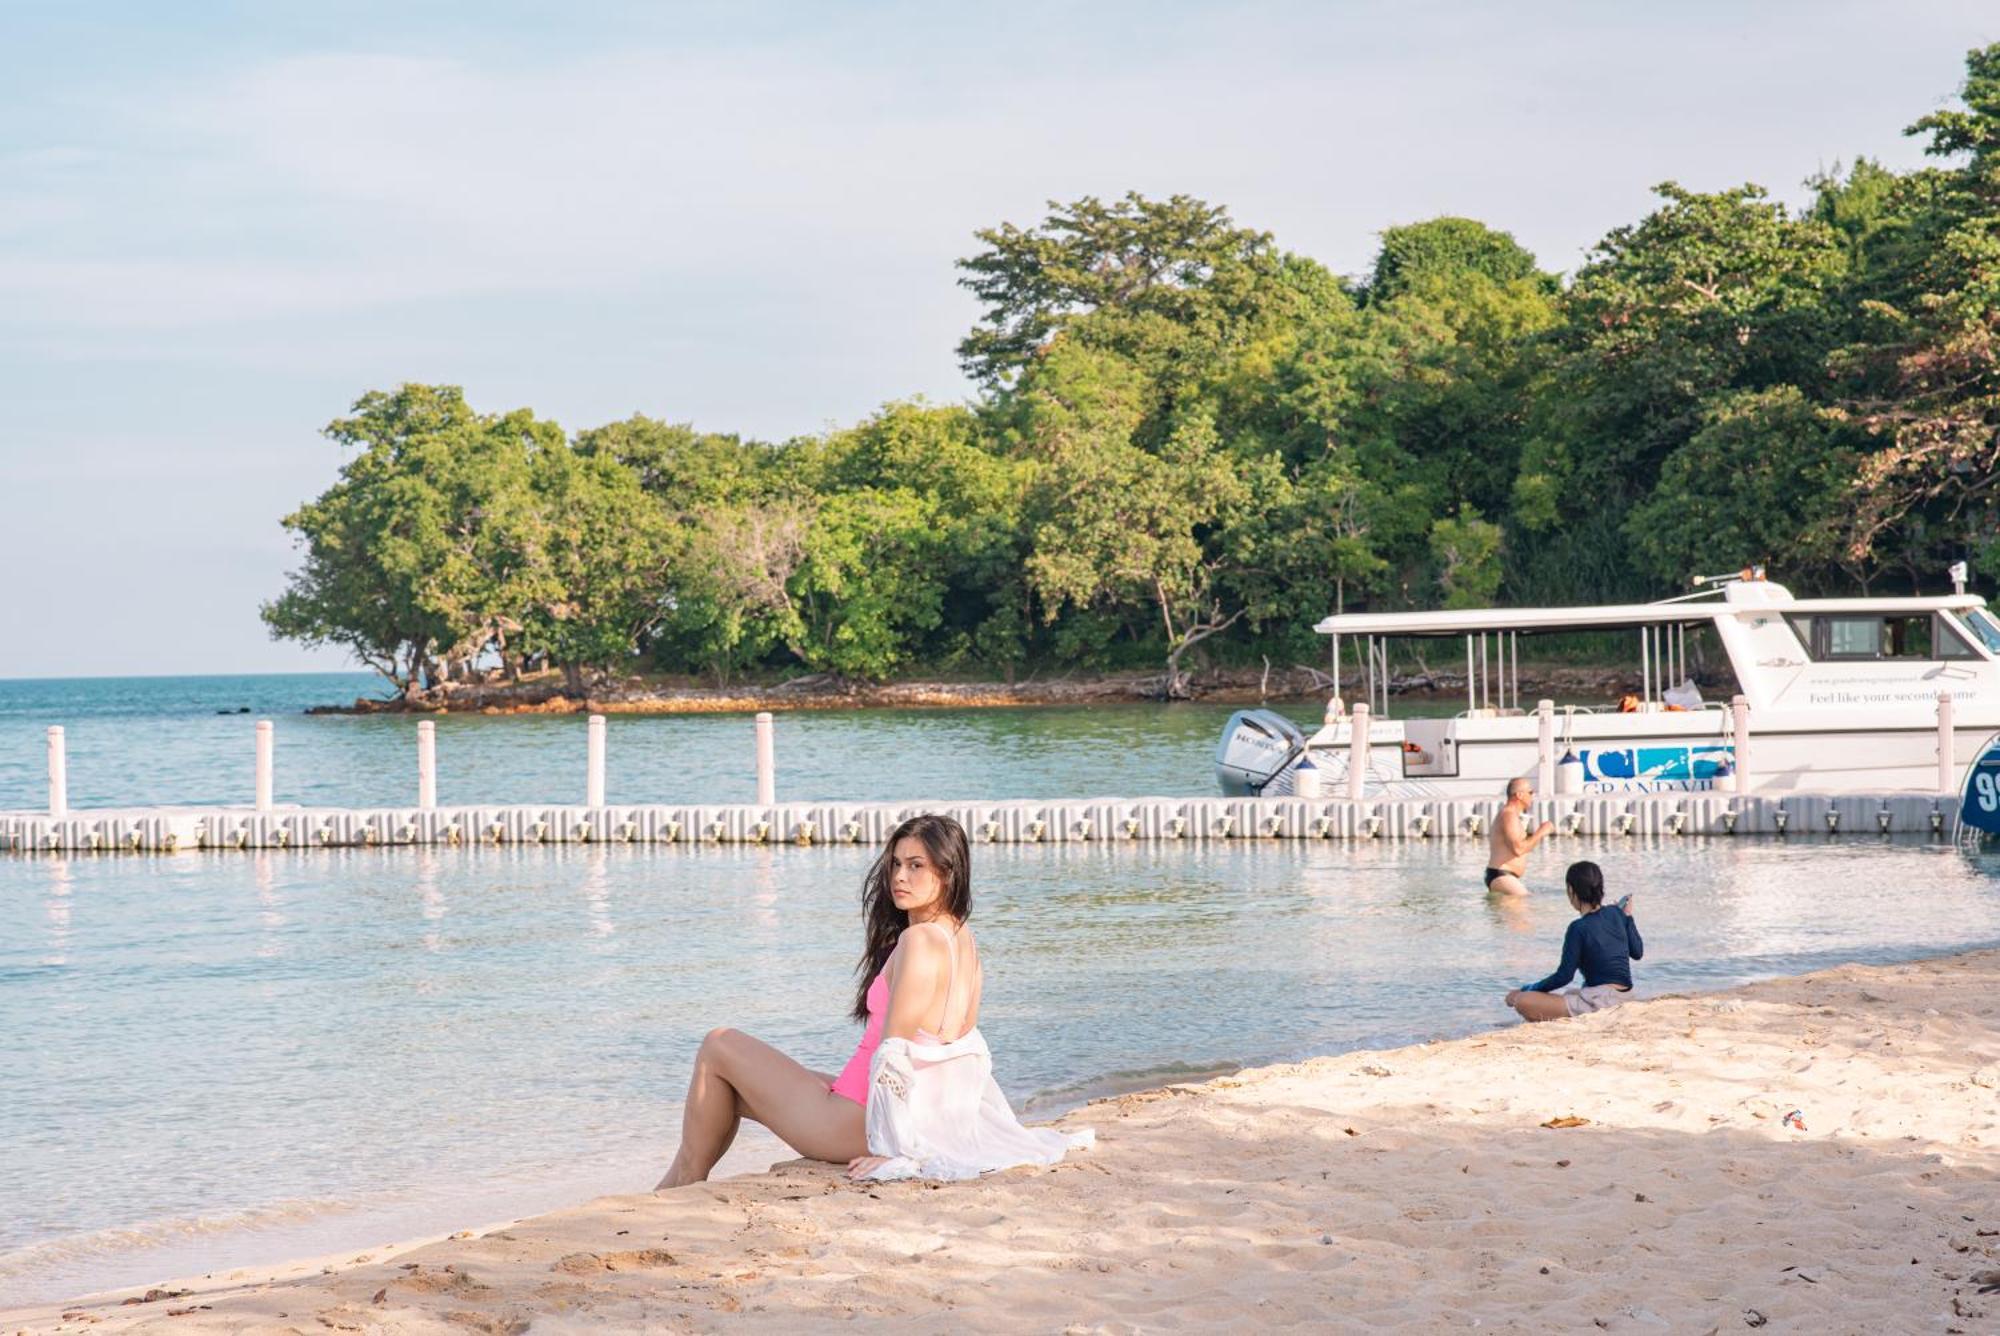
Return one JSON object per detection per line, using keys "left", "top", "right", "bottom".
{"left": 657, "top": 1028, "right": 866, "bottom": 1189}
{"left": 1511, "top": 990, "right": 1573, "bottom": 1023}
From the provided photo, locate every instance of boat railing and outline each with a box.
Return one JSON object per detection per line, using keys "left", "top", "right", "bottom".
{"left": 1450, "top": 700, "right": 1732, "bottom": 722}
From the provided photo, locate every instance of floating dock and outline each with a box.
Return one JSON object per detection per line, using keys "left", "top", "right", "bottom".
{"left": 0, "top": 791, "right": 1963, "bottom": 855}
{"left": 4, "top": 712, "right": 1972, "bottom": 855}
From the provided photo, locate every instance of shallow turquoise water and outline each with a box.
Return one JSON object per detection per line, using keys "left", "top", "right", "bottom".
{"left": 4, "top": 836, "right": 1999, "bottom": 1304}
{"left": 0, "top": 672, "right": 1315, "bottom": 810}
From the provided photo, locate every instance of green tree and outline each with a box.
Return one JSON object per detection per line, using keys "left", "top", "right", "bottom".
{"left": 1360, "top": 263, "right": 1560, "bottom": 520}
{"left": 1809, "top": 157, "right": 1905, "bottom": 271}
{"left": 1832, "top": 43, "right": 2000, "bottom": 584}
{"left": 1008, "top": 344, "right": 1268, "bottom": 695}
{"left": 572, "top": 414, "right": 797, "bottom": 681}
{"left": 262, "top": 385, "right": 549, "bottom": 697}
{"left": 1241, "top": 303, "right": 1414, "bottom": 626}
{"left": 649, "top": 500, "right": 811, "bottom": 685}
{"left": 1245, "top": 220, "right": 1553, "bottom": 619}
{"left": 1428, "top": 508, "right": 1506, "bottom": 608}
{"left": 518, "top": 446, "right": 675, "bottom": 694}
{"left": 1517, "top": 183, "right": 1844, "bottom": 594}
{"left": 1907, "top": 42, "right": 2000, "bottom": 166}
{"left": 964, "top": 193, "right": 1374, "bottom": 674}
{"left": 782, "top": 488, "right": 950, "bottom": 679}
{"left": 787, "top": 402, "right": 1031, "bottom": 673}
{"left": 574, "top": 415, "right": 771, "bottom": 503}
{"left": 1626, "top": 387, "right": 1859, "bottom": 589}
{"left": 956, "top": 192, "right": 1303, "bottom": 394}
{"left": 1365, "top": 217, "right": 1544, "bottom": 303}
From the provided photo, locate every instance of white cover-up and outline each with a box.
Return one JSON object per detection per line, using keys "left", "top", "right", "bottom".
{"left": 858, "top": 1030, "right": 1094, "bottom": 1182}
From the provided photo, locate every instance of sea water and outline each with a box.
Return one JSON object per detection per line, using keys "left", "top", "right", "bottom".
{"left": 0, "top": 672, "right": 1315, "bottom": 811}
{"left": 4, "top": 836, "right": 1999, "bottom": 1305}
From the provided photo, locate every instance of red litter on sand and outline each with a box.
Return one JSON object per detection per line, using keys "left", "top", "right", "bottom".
{"left": 1782, "top": 1109, "right": 1807, "bottom": 1131}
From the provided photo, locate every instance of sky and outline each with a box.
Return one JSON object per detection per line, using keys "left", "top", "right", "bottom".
{"left": 1, "top": 1, "right": 1994, "bottom": 678}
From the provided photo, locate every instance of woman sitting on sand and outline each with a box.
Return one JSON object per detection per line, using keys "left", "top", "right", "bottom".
{"left": 1504, "top": 860, "right": 1643, "bottom": 1022}
{"left": 657, "top": 813, "right": 1085, "bottom": 1187}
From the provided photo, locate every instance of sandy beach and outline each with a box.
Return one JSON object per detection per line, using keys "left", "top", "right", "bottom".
{"left": 12, "top": 947, "right": 2000, "bottom": 1333}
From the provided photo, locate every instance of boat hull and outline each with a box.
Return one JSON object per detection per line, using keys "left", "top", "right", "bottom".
{"left": 1291, "top": 709, "right": 1995, "bottom": 799}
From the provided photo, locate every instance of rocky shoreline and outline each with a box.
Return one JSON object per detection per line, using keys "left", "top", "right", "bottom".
{"left": 307, "top": 663, "right": 1671, "bottom": 716}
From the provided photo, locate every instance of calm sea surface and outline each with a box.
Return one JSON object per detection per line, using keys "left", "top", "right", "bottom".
{"left": 4, "top": 677, "right": 2000, "bottom": 1305}
{"left": 0, "top": 672, "right": 1315, "bottom": 811}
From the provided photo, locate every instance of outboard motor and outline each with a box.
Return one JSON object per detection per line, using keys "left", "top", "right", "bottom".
{"left": 1215, "top": 709, "right": 1307, "bottom": 796}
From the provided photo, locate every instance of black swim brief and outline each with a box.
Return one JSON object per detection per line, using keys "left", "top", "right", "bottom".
{"left": 1483, "top": 867, "right": 1508, "bottom": 888}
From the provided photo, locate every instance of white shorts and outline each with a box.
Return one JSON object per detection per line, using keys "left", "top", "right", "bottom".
{"left": 1562, "top": 984, "right": 1629, "bottom": 1016}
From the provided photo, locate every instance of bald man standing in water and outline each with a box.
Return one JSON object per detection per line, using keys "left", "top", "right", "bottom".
{"left": 1484, "top": 776, "right": 1554, "bottom": 896}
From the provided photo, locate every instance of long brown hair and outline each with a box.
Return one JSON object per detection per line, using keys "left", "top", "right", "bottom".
{"left": 852, "top": 814, "right": 972, "bottom": 1021}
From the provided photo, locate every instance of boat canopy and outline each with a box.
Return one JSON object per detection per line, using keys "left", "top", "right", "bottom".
{"left": 1312, "top": 593, "right": 1988, "bottom": 638}
{"left": 1313, "top": 586, "right": 1995, "bottom": 720}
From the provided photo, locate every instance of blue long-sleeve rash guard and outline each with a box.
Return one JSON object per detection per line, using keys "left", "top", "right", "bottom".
{"left": 1525, "top": 905, "right": 1643, "bottom": 994}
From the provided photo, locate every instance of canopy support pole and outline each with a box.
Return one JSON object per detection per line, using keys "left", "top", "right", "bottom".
{"left": 1365, "top": 635, "right": 1376, "bottom": 717}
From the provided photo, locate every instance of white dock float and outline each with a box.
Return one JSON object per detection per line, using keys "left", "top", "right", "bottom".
{"left": 0, "top": 792, "right": 1961, "bottom": 855}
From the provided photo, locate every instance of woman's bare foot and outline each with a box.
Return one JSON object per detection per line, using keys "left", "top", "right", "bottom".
{"left": 654, "top": 1156, "right": 703, "bottom": 1191}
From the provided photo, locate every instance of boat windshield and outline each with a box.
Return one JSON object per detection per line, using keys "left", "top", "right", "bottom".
{"left": 1955, "top": 607, "right": 2000, "bottom": 655}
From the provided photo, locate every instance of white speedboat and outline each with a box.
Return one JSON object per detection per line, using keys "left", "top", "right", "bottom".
{"left": 1216, "top": 570, "right": 2000, "bottom": 798}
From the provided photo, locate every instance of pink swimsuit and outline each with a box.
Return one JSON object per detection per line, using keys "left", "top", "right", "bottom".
{"left": 829, "top": 971, "right": 889, "bottom": 1105}
{"left": 829, "top": 925, "right": 966, "bottom": 1106}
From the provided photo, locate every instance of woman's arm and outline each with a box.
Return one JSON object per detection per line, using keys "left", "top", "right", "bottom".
{"left": 1625, "top": 910, "right": 1644, "bottom": 961}
{"left": 1524, "top": 919, "right": 1583, "bottom": 994}
{"left": 880, "top": 928, "right": 947, "bottom": 1042}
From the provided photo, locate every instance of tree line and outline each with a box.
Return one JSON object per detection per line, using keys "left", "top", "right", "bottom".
{"left": 265, "top": 44, "right": 2000, "bottom": 699}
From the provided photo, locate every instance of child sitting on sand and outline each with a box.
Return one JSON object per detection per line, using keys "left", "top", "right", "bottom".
{"left": 1504, "top": 860, "right": 1642, "bottom": 1022}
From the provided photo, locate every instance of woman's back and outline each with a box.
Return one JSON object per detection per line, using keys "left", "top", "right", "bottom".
{"left": 899, "top": 921, "right": 982, "bottom": 1042}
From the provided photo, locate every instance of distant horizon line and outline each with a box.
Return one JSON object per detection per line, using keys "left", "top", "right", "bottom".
{"left": 0, "top": 668, "right": 378, "bottom": 685}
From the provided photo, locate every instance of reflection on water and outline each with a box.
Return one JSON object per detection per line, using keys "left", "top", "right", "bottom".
{"left": 1, "top": 836, "right": 1997, "bottom": 1304}
{"left": 747, "top": 845, "right": 781, "bottom": 935}
{"left": 1485, "top": 889, "right": 1536, "bottom": 936}
{"left": 252, "top": 853, "right": 286, "bottom": 958}
{"left": 580, "top": 848, "right": 614, "bottom": 941}
{"left": 40, "top": 858, "right": 70, "bottom": 968}
{"left": 417, "top": 850, "right": 447, "bottom": 954}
